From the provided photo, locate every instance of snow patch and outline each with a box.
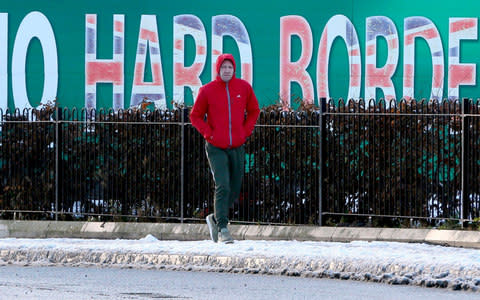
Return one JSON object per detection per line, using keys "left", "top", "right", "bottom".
{"left": 0, "top": 238, "right": 479, "bottom": 292}
{"left": 140, "top": 234, "right": 159, "bottom": 242}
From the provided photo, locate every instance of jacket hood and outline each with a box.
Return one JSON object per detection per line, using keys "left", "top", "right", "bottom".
{"left": 215, "top": 53, "right": 236, "bottom": 79}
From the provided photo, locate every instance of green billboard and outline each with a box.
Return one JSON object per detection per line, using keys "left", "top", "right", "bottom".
{"left": 1, "top": 0, "right": 480, "bottom": 110}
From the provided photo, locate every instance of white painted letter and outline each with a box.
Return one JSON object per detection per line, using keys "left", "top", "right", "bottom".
{"left": 403, "top": 17, "right": 444, "bottom": 100}
{"left": 0, "top": 13, "right": 7, "bottom": 112}
{"left": 212, "top": 15, "right": 253, "bottom": 84}
{"left": 85, "top": 14, "right": 124, "bottom": 110}
{"left": 448, "top": 18, "right": 477, "bottom": 100}
{"left": 317, "top": 15, "right": 361, "bottom": 102}
{"left": 280, "top": 15, "right": 314, "bottom": 107}
{"left": 130, "top": 15, "right": 166, "bottom": 109}
{"left": 365, "top": 16, "right": 399, "bottom": 103}
{"left": 12, "top": 11, "right": 58, "bottom": 109}
{"left": 173, "top": 14, "right": 207, "bottom": 105}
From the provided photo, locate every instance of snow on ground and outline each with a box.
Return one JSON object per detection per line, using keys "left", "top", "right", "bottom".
{"left": 0, "top": 236, "right": 479, "bottom": 292}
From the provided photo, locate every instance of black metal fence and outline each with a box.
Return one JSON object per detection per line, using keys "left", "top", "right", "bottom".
{"left": 1, "top": 99, "right": 480, "bottom": 226}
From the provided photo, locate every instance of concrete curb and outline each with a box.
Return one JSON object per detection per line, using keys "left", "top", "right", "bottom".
{"left": 1, "top": 220, "right": 479, "bottom": 248}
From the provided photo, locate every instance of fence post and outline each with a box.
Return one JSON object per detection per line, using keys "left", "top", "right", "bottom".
{"left": 55, "top": 106, "right": 61, "bottom": 221}
{"left": 318, "top": 98, "right": 326, "bottom": 226}
{"left": 461, "top": 99, "right": 470, "bottom": 225}
{"left": 180, "top": 107, "right": 186, "bottom": 223}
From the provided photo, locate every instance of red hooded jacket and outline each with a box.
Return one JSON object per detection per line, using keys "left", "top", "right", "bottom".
{"left": 190, "top": 54, "right": 260, "bottom": 149}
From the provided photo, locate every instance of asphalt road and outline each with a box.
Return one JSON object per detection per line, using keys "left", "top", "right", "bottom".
{"left": 0, "top": 265, "right": 477, "bottom": 299}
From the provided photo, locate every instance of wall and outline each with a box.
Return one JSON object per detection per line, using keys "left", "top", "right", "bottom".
{"left": 1, "top": 0, "right": 479, "bottom": 110}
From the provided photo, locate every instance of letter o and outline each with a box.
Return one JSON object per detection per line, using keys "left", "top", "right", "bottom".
{"left": 12, "top": 11, "right": 58, "bottom": 109}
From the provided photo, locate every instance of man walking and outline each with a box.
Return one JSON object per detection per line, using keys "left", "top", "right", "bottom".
{"left": 190, "top": 53, "right": 260, "bottom": 243}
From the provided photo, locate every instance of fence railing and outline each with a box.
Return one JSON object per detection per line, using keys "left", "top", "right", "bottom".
{"left": 1, "top": 99, "right": 480, "bottom": 226}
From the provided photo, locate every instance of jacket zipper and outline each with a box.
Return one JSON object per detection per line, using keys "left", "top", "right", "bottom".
{"left": 226, "top": 82, "right": 232, "bottom": 148}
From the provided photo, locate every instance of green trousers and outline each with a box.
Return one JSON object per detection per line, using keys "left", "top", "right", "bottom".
{"left": 205, "top": 142, "right": 245, "bottom": 229}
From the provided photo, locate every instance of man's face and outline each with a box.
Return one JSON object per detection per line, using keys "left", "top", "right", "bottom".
{"left": 219, "top": 60, "right": 234, "bottom": 82}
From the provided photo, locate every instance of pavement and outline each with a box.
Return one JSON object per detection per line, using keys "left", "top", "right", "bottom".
{"left": 1, "top": 220, "right": 480, "bottom": 249}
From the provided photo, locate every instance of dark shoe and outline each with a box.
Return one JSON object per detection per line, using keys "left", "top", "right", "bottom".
{"left": 206, "top": 214, "right": 218, "bottom": 243}
{"left": 219, "top": 227, "right": 234, "bottom": 244}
